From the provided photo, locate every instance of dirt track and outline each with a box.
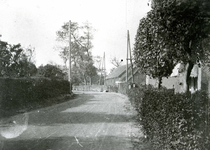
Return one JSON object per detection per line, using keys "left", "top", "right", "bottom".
{"left": 0, "top": 92, "right": 137, "bottom": 150}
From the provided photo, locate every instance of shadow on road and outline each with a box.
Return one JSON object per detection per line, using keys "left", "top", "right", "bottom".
{"left": 0, "top": 93, "right": 93, "bottom": 120}
{"left": 0, "top": 92, "right": 134, "bottom": 150}
{"left": 1, "top": 135, "right": 131, "bottom": 150}
{"left": 0, "top": 94, "right": 95, "bottom": 140}
{"left": 28, "top": 112, "right": 131, "bottom": 125}
{"left": 27, "top": 93, "right": 131, "bottom": 125}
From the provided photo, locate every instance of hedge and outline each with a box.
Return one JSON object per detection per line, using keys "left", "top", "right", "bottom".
{"left": 0, "top": 78, "right": 70, "bottom": 117}
{"left": 128, "top": 86, "right": 210, "bottom": 150}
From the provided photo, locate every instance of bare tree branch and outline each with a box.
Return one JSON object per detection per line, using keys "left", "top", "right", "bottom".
{"left": 110, "top": 56, "right": 123, "bottom": 67}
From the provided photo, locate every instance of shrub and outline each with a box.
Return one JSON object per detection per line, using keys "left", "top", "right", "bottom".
{"left": 127, "top": 85, "right": 145, "bottom": 108}
{"left": 128, "top": 86, "right": 210, "bottom": 150}
{"left": 0, "top": 78, "right": 70, "bottom": 116}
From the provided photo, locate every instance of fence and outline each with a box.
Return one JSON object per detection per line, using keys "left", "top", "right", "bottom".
{"left": 73, "top": 85, "right": 107, "bottom": 92}
{"left": 73, "top": 83, "right": 134, "bottom": 95}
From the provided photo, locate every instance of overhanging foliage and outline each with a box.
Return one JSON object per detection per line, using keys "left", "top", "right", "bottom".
{"left": 134, "top": 0, "right": 210, "bottom": 84}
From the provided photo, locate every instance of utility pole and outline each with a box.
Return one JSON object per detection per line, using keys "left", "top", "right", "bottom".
{"left": 103, "top": 52, "right": 106, "bottom": 85}
{"left": 69, "top": 20, "right": 72, "bottom": 93}
{"left": 99, "top": 56, "right": 102, "bottom": 85}
{"left": 126, "top": 30, "right": 134, "bottom": 83}
{"left": 126, "top": 33, "right": 128, "bottom": 82}
{"left": 99, "top": 52, "right": 106, "bottom": 85}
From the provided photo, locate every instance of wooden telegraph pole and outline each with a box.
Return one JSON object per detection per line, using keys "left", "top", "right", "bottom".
{"left": 103, "top": 52, "right": 106, "bottom": 85}
{"left": 126, "top": 30, "right": 134, "bottom": 83}
{"left": 69, "top": 20, "right": 72, "bottom": 93}
{"left": 126, "top": 32, "right": 128, "bottom": 82}
{"left": 99, "top": 52, "right": 106, "bottom": 85}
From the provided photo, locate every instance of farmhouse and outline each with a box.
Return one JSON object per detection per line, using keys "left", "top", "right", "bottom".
{"left": 105, "top": 64, "right": 145, "bottom": 86}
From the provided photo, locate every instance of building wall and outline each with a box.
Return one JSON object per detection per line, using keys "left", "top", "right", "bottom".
{"left": 146, "top": 65, "right": 210, "bottom": 94}
{"left": 130, "top": 71, "right": 146, "bottom": 86}
{"left": 105, "top": 78, "right": 115, "bottom": 86}
{"left": 105, "top": 77, "right": 121, "bottom": 86}
{"left": 147, "top": 76, "right": 180, "bottom": 90}
{"left": 106, "top": 70, "right": 145, "bottom": 87}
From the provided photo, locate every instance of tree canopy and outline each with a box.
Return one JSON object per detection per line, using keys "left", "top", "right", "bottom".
{"left": 0, "top": 41, "right": 37, "bottom": 77}
{"left": 37, "top": 64, "right": 66, "bottom": 80}
{"left": 134, "top": 0, "right": 210, "bottom": 89}
{"left": 56, "top": 21, "right": 98, "bottom": 85}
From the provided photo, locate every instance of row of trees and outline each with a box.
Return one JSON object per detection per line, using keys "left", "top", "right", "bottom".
{"left": 56, "top": 21, "right": 100, "bottom": 85}
{"left": 1, "top": 21, "right": 102, "bottom": 85}
{"left": 134, "top": 0, "right": 210, "bottom": 91}
{"left": 0, "top": 40, "right": 67, "bottom": 80}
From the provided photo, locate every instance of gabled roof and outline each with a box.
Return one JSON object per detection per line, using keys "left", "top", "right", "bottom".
{"left": 106, "top": 64, "right": 131, "bottom": 79}
{"left": 121, "top": 66, "right": 141, "bottom": 81}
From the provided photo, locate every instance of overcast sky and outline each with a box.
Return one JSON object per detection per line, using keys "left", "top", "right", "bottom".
{"left": 0, "top": 0, "right": 151, "bottom": 72}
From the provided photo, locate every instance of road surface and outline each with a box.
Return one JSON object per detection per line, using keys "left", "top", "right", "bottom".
{"left": 0, "top": 92, "right": 136, "bottom": 150}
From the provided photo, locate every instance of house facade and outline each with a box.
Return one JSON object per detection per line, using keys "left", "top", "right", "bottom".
{"left": 105, "top": 64, "right": 146, "bottom": 87}
{"left": 146, "top": 63, "right": 210, "bottom": 95}
{"left": 105, "top": 65, "right": 128, "bottom": 86}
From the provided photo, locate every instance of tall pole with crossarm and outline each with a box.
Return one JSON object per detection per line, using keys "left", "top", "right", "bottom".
{"left": 126, "top": 30, "right": 134, "bottom": 83}
{"left": 69, "top": 20, "right": 72, "bottom": 93}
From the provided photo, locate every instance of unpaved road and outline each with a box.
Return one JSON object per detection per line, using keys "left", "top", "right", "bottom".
{"left": 0, "top": 92, "right": 136, "bottom": 150}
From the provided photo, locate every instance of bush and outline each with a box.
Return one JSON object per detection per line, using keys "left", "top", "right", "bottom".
{"left": 0, "top": 78, "right": 70, "bottom": 116}
{"left": 128, "top": 86, "right": 210, "bottom": 150}
{"left": 127, "top": 85, "right": 145, "bottom": 108}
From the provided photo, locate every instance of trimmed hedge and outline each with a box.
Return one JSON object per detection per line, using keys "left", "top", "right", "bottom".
{"left": 128, "top": 86, "right": 210, "bottom": 150}
{"left": 0, "top": 78, "right": 70, "bottom": 116}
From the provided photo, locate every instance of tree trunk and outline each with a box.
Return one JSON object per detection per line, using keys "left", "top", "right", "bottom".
{"left": 83, "top": 74, "right": 87, "bottom": 85}
{"left": 186, "top": 61, "right": 194, "bottom": 93}
{"left": 158, "top": 77, "right": 162, "bottom": 89}
{"left": 90, "top": 77, "right": 92, "bottom": 85}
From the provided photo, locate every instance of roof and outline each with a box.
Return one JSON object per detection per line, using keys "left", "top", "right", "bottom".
{"left": 106, "top": 64, "right": 131, "bottom": 79}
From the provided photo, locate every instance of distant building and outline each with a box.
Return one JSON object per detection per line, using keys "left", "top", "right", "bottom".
{"left": 105, "top": 64, "right": 146, "bottom": 86}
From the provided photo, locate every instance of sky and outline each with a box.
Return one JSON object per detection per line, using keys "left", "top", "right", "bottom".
{"left": 0, "top": 0, "right": 151, "bottom": 72}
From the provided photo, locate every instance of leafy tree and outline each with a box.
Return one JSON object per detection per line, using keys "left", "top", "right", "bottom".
{"left": 37, "top": 64, "right": 66, "bottom": 80}
{"left": 17, "top": 55, "right": 37, "bottom": 77}
{"left": 56, "top": 21, "right": 97, "bottom": 85}
{"left": 85, "top": 62, "right": 98, "bottom": 85}
{"left": 134, "top": 0, "right": 210, "bottom": 90}
{"left": 0, "top": 41, "right": 11, "bottom": 76}
{"left": 23, "top": 45, "right": 36, "bottom": 63}
{"left": 0, "top": 41, "right": 37, "bottom": 77}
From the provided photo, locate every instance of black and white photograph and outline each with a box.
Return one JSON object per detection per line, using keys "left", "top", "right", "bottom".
{"left": 0, "top": 0, "right": 210, "bottom": 149}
